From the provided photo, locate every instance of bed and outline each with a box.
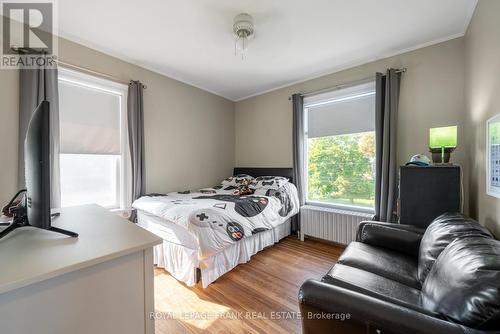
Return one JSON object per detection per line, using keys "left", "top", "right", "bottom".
{"left": 132, "top": 168, "right": 299, "bottom": 288}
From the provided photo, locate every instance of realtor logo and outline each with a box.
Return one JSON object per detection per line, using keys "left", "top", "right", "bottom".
{"left": 1, "top": 0, "right": 57, "bottom": 69}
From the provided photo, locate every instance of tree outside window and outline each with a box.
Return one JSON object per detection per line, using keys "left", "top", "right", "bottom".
{"left": 307, "top": 132, "right": 375, "bottom": 208}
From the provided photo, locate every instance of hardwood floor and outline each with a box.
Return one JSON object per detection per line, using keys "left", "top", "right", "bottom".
{"left": 153, "top": 236, "right": 344, "bottom": 334}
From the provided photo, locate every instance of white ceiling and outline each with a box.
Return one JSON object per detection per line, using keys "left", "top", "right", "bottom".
{"left": 57, "top": 0, "right": 477, "bottom": 101}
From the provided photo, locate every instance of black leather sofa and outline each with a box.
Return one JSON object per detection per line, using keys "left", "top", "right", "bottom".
{"left": 298, "top": 213, "right": 500, "bottom": 334}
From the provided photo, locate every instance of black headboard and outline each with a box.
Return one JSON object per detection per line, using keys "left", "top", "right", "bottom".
{"left": 233, "top": 167, "right": 294, "bottom": 184}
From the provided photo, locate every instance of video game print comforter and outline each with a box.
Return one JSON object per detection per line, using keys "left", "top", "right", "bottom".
{"left": 132, "top": 183, "right": 299, "bottom": 258}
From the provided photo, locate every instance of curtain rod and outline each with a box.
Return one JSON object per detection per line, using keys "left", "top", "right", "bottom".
{"left": 57, "top": 59, "right": 147, "bottom": 89}
{"left": 288, "top": 68, "right": 406, "bottom": 100}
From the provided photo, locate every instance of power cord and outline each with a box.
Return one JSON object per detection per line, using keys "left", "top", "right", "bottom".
{"left": 1, "top": 189, "right": 27, "bottom": 219}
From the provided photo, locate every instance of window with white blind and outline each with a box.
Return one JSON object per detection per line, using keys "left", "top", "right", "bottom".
{"left": 304, "top": 81, "right": 376, "bottom": 211}
{"left": 58, "top": 68, "right": 130, "bottom": 209}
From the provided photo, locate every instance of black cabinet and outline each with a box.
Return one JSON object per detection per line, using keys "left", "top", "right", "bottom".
{"left": 399, "top": 166, "right": 461, "bottom": 228}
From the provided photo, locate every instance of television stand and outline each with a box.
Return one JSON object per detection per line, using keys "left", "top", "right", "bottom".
{"left": 0, "top": 213, "right": 78, "bottom": 240}
{"left": 47, "top": 225, "right": 79, "bottom": 237}
{"left": 0, "top": 218, "right": 26, "bottom": 239}
{"left": 0, "top": 204, "right": 162, "bottom": 334}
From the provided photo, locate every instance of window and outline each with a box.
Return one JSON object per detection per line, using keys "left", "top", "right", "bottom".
{"left": 304, "top": 82, "right": 376, "bottom": 211}
{"left": 58, "top": 68, "right": 130, "bottom": 209}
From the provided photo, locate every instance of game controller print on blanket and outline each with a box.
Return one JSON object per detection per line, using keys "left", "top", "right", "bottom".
{"left": 132, "top": 184, "right": 299, "bottom": 258}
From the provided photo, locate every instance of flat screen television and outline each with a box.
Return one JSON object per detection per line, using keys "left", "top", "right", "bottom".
{"left": 25, "top": 100, "right": 52, "bottom": 229}
{"left": 0, "top": 101, "right": 77, "bottom": 240}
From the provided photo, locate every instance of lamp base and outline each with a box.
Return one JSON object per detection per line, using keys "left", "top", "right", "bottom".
{"left": 429, "top": 147, "right": 455, "bottom": 164}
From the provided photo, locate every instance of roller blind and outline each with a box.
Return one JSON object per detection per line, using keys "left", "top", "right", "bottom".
{"left": 59, "top": 81, "right": 121, "bottom": 155}
{"left": 305, "top": 81, "right": 375, "bottom": 138}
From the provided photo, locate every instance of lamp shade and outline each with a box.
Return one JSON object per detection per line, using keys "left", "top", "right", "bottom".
{"left": 429, "top": 126, "right": 457, "bottom": 149}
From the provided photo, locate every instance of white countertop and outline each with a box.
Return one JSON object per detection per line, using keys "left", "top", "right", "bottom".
{"left": 0, "top": 204, "right": 162, "bottom": 295}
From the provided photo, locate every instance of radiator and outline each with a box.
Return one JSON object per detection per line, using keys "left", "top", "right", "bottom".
{"left": 300, "top": 205, "right": 373, "bottom": 245}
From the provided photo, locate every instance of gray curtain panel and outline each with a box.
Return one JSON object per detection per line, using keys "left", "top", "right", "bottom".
{"left": 18, "top": 66, "right": 61, "bottom": 208}
{"left": 292, "top": 93, "right": 305, "bottom": 233}
{"left": 374, "top": 69, "right": 401, "bottom": 222}
{"left": 128, "top": 81, "right": 146, "bottom": 206}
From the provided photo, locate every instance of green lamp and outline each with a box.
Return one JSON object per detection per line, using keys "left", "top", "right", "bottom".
{"left": 429, "top": 126, "right": 458, "bottom": 164}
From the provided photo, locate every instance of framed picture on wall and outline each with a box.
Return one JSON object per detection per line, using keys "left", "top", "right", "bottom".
{"left": 487, "top": 114, "right": 500, "bottom": 198}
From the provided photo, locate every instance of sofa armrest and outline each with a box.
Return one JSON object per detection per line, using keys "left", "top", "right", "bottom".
{"left": 298, "top": 279, "right": 480, "bottom": 334}
{"left": 356, "top": 221, "right": 424, "bottom": 257}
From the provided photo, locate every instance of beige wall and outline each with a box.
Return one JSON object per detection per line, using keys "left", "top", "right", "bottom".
{"left": 0, "top": 37, "right": 235, "bottom": 205}
{"left": 235, "top": 38, "right": 466, "bottom": 173}
{"left": 464, "top": 0, "right": 500, "bottom": 237}
{"left": 0, "top": 69, "right": 19, "bottom": 206}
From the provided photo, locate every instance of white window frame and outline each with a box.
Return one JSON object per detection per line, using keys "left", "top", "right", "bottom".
{"left": 303, "top": 86, "right": 376, "bottom": 214}
{"left": 58, "top": 67, "right": 131, "bottom": 210}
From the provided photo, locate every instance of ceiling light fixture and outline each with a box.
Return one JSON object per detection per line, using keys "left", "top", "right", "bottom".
{"left": 233, "top": 13, "right": 254, "bottom": 59}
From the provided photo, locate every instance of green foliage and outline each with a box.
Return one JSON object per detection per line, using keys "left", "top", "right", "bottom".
{"left": 308, "top": 132, "right": 375, "bottom": 207}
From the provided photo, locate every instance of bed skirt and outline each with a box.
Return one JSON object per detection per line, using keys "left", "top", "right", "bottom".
{"left": 198, "top": 219, "right": 291, "bottom": 287}
{"left": 153, "top": 240, "right": 199, "bottom": 286}
{"left": 137, "top": 211, "right": 291, "bottom": 288}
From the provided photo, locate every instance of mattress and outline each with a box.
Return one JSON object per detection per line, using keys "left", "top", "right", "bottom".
{"left": 136, "top": 210, "right": 198, "bottom": 250}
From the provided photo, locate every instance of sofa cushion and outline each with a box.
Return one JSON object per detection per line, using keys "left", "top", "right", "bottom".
{"left": 337, "top": 242, "right": 420, "bottom": 289}
{"left": 322, "top": 264, "right": 436, "bottom": 317}
{"left": 421, "top": 237, "right": 500, "bottom": 330}
{"left": 418, "top": 212, "right": 492, "bottom": 283}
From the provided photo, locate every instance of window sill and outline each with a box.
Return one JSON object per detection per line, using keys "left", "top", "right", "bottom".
{"left": 304, "top": 201, "right": 375, "bottom": 215}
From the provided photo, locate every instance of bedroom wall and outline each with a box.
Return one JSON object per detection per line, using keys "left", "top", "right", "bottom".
{"left": 234, "top": 38, "right": 466, "bottom": 171}
{"left": 0, "top": 69, "right": 19, "bottom": 208}
{"left": 0, "top": 37, "right": 235, "bottom": 206}
{"left": 464, "top": 0, "right": 500, "bottom": 237}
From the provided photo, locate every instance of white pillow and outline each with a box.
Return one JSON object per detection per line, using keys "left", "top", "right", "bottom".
{"left": 221, "top": 174, "right": 254, "bottom": 187}
{"left": 250, "top": 176, "right": 289, "bottom": 190}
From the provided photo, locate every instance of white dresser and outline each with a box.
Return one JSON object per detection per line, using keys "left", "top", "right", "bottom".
{"left": 0, "top": 204, "right": 162, "bottom": 334}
